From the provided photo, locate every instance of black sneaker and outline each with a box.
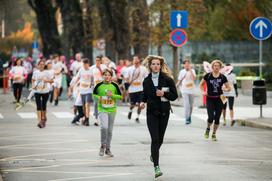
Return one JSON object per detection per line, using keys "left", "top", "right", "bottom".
{"left": 54, "top": 99, "right": 58, "bottom": 106}
{"left": 99, "top": 146, "right": 105, "bottom": 156}
{"left": 105, "top": 149, "right": 114, "bottom": 157}
{"left": 135, "top": 118, "right": 140, "bottom": 123}
{"left": 128, "top": 111, "right": 132, "bottom": 119}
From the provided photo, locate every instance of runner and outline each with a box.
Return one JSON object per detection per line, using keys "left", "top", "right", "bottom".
{"left": 222, "top": 63, "right": 238, "bottom": 126}
{"left": 176, "top": 58, "right": 196, "bottom": 124}
{"left": 9, "top": 58, "right": 27, "bottom": 108}
{"left": 69, "top": 74, "right": 84, "bottom": 125}
{"left": 126, "top": 55, "right": 148, "bottom": 123}
{"left": 90, "top": 55, "right": 107, "bottom": 126}
{"left": 199, "top": 60, "right": 231, "bottom": 141}
{"left": 45, "top": 60, "right": 55, "bottom": 104}
{"left": 23, "top": 57, "right": 33, "bottom": 89}
{"left": 32, "top": 59, "right": 53, "bottom": 128}
{"left": 52, "top": 54, "right": 63, "bottom": 106}
{"left": 75, "top": 58, "right": 93, "bottom": 126}
{"left": 121, "top": 59, "right": 132, "bottom": 104}
{"left": 70, "top": 53, "right": 83, "bottom": 77}
{"left": 140, "top": 55, "right": 178, "bottom": 178}
{"left": 93, "top": 68, "right": 122, "bottom": 157}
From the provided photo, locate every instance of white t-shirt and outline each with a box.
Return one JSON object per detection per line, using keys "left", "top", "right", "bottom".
{"left": 9, "top": 66, "right": 27, "bottom": 83}
{"left": 52, "top": 61, "right": 64, "bottom": 81}
{"left": 32, "top": 70, "right": 52, "bottom": 93}
{"left": 90, "top": 64, "right": 107, "bottom": 85}
{"left": 223, "top": 73, "right": 237, "bottom": 97}
{"left": 76, "top": 67, "right": 93, "bottom": 95}
{"left": 23, "top": 61, "right": 33, "bottom": 74}
{"left": 46, "top": 69, "right": 55, "bottom": 91}
{"left": 126, "top": 65, "right": 148, "bottom": 93}
{"left": 70, "top": 77, "right": 82, "bottom": 106}
{"left": 70, "top": 61, "right": 83, "bottom": 76}
{"left": 178, "top": 69, "right": 196, "bottom": 94}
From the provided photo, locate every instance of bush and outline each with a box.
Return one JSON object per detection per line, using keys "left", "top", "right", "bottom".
{"left": 238, "top": 68, "right": 256, "bottom": 76}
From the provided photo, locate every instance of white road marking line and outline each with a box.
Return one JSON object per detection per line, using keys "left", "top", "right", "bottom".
{"left": 49, "top": 173, "right": 136, "bottom": 181}
{"left": 17, "top": 112, "right": 37, "bottom": 119}
{"left": 2, "top": 160, "right": 109, "bottom": 172}
{"left": 52, "top": 112, "right": 75, "bottom": 118}
{"left": 0, "top": 132, "right": 74, "bottom": 140}
{"left": 0, "top": 149, "right": 96, "bottom": 161}
{"left": 0, "top": 113, "right": 3, "bottom": 119}
{"left": 0, "top": 139, "right": 88, "bottom": 149}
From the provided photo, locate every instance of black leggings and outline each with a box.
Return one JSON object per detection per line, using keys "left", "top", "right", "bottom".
{"left": 222, "top": 97, "right": 234, "bottom": 110}
{"left": 34, "top": 93, "right": 49, "bottom": 111}
{"left": 147, "top": 112, "right": 169, "bottom": 167}
{"left": 72, "top": 106, "right": 84, "bottom": 123}
{"left": 206, "top": 97, "right": 223, "bottom": 125}
{"left": 13, "top": 83, "right": 24, "bottom": 103}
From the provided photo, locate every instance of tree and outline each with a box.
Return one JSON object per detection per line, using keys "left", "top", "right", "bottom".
{"left": 28, "top": 0, "right": 61, "bottom": 57}
{"left": 109, "top": 0, "right": 130, "bottom": 59}
{"left": 130, "top": 0, "right": 150, "bottom": 58}
{"left": 97, "top": 0, "right": 116, "bottom": 59}
{"left": 82, "top": 0, "right": 94, "bottom": 63}
{"left": 56, "top": 0, "right": 85, "bottom": 59}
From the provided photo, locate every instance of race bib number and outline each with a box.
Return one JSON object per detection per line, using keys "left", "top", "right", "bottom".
{"left": 185, "top": 82, "right": 194, "bottom": 88}
{"left": 80, "top": 82, "right": 90, "bottom": 88}
{"left": 132, "top": 82, "right": 141, "bottom": 86}
{"left": 37, "top": 82, "right": 46, "bottom": 91}
{"left": 101, "top": 96, "right": 114, "bottom": 108}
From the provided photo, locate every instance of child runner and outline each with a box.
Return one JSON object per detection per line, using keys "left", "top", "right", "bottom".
{"left": 75, "top": 58, "right": 93, "bottom": 126}
{"left": 93, "top": 69, "right": 122, "bottom": 157}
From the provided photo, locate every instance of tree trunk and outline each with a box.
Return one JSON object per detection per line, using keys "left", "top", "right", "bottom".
{"left": 56, "top": 0, "right": 85, "bottom": 59}
{"left": 109, "top": 0, "right": 130, "bottom": 60}
{"left": 130, "top": 0, "right": 149, "bottom": 58}
{"left": 28, "top": 0, "right": 61, "bottom": 57}
{"left": 157, "top": 44, "right": 162, "bottom": 56}
{"left": 97, "top": 0, "right": 115, "bottom": 60}
{"left": 82, "top": 0, "right": 93, "bottom": 63}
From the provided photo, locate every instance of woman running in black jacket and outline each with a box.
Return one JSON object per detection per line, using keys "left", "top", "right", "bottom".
{"left": 140, "top": 55, "right": 178, "bottom": 178}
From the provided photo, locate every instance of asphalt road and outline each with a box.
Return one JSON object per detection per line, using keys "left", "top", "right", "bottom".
{"left": 0, "top": 92, "right": 272, "bottom": 181}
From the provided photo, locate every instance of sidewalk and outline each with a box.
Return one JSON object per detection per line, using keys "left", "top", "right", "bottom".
{"left": 236, "top": 118, "right": 272, "bottom": 130}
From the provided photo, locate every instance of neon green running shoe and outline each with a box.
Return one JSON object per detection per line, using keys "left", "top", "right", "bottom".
{"left": 204, "top": 129, "right": 210, "bottom": 139}
{"left": 212, "top": 133, "right": 217, "bottom": 141}
{"left": 154, "top": 166, "right": 163, "bottom": 178}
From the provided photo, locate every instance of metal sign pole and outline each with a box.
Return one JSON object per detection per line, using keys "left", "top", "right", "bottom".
{"left": 259, "top": 40, "right": 262, "bottom": 79}
{"left": 259, "top": 40, "right": 263, "bottom": 118}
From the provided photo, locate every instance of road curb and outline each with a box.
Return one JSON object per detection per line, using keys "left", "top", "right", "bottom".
{"left": 236, "top": 119, "right": 272, "bottom": 130}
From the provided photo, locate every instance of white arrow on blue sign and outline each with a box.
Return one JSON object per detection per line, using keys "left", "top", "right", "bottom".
{"left": 249, "top": 17, "right": 272, "bottom": 40}
{"left": 170, "top": 11, "right": 188, "bottom": 29}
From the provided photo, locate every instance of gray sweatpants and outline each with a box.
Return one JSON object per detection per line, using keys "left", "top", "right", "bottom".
{"left": 182, "top": 93, "right": 194, "bottom": 119}
{"left": 93, "top": 100, "right": 98, "bottom": 119}
{"left": 99, "top": 112, "right": 116, "bottom": 149}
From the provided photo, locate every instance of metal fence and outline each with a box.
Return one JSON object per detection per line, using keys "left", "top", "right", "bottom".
{"left": 149, "top": 41, "right": 272, "bottom": 69}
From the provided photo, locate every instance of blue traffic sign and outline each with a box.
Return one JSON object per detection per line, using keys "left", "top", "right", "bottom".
{"left": 249, "top": 17, "right": 272, "bottom": 40}
{"left": 32, "top": 41, "right": 39, "bottom": 49}
{"left": 169, "top": 29, "right": 187, "bottom": 47}
{"left": 170, "top": 11, "right": 188, "bottom": 29}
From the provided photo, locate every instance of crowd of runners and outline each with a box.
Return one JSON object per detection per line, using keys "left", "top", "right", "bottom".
{"left": 6, "top": 53, "right": 238, "bottom": 178}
